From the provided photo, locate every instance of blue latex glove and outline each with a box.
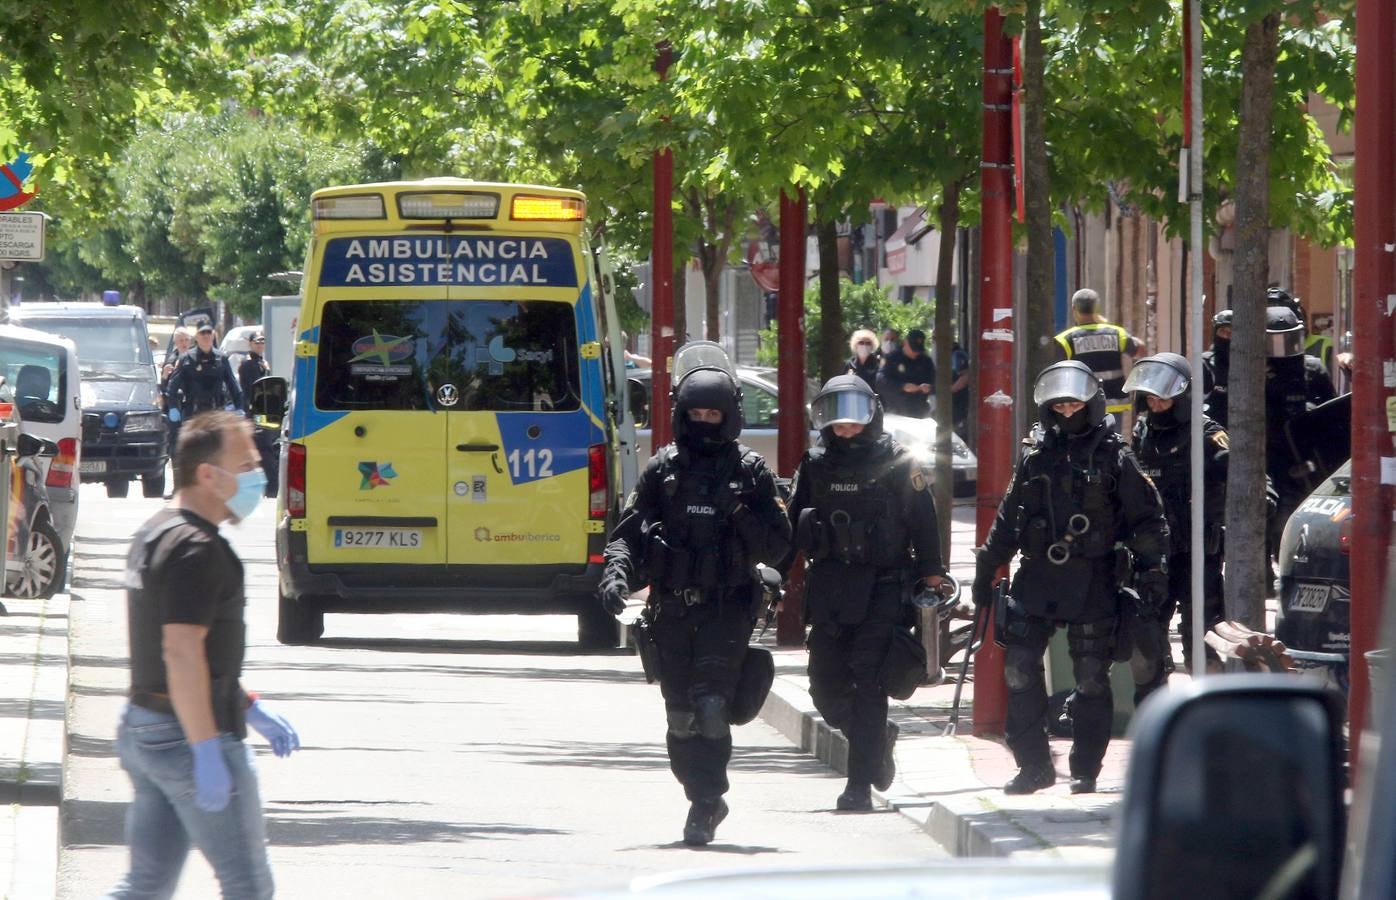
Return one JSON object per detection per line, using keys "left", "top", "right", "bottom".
{"left": 190, "top": 737, "right": 232, "bottom": 812}
{"left": 246, "top": 701, "right": 300, "bottom": 758}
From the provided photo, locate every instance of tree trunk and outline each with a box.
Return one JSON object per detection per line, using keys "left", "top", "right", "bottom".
{"left": 1224, "top": 11, "right": 1280, "bottom": 632}
{"left": 702, "top": 242, "right": 722, "bottom": 342}
{"left": 933, "top": 183, "right": 963, "bottom": 562}
{"left": 816, "top": 210, "right": 843, "bottom": 382}
{"left": 1023, "top": 0, "right": 1057, "bottom": 380}
{"left": 673, "top": 253, "right": 688, "bottom": 345}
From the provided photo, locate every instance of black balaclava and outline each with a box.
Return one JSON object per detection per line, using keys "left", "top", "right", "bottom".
{"left": 673, "top": 368, "right": 742, "bottom": 455}
{"left": 1056, "top": 407, "right": 1094, "bottom": 436}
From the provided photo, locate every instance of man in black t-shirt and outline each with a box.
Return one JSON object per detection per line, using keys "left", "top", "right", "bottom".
{"left": 107, "top": 411, "right": 297, "bottom": 899}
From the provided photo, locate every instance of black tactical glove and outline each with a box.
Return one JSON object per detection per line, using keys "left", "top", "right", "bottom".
{"left": 972, "top": 558, "right": 997, "bottom": 609}
{"left": 1134, "top": 568, "right": 1168, "bottom": 618}
{"left": 599, "top": 571, "right": 629, "bottom": 616}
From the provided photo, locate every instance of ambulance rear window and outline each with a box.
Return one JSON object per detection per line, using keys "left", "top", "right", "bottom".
{"left": 315, "top": 299, "right": 581, "bottom": 412}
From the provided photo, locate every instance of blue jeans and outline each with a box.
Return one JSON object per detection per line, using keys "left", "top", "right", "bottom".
{"left": 104, "top": 704, "right": 275, "bottom": 899}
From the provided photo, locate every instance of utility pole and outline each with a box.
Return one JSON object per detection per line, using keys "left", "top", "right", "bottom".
{"left": 972, "top": 8, "right": 1014, "bottom": 737}
{"left": 1185, "top": 0, "right": 1207, "bottom": 679}
{"left": 1350, "top": 0, "right": 1395, "bottom": 757}
{"left": 649, "top": 43, "right": 676, "bottom": 450}
{"left": 775, "top": 188, "right": 808, "bottom": 646}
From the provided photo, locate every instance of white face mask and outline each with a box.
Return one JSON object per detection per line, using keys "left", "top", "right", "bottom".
{"left": 882, "top": 340, "right": 896, "bottom": 356}
{"left": 855, "top": 345, "right": 872, "bottom": 361}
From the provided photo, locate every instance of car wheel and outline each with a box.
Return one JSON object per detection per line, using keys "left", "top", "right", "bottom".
{"left": 577, "top": 598, "right": 622, "bottom": 650}
{"left": 142, "top": 470, "right": 167, "bottom": 498}
{"left": 277, "top": 590, "right": 324, "bottom": 645}
{"left": 106, "top": 479, "right": 131, "bottom": 499}
{"left": 6, "top": 519, "right": 64, "bottom": 599}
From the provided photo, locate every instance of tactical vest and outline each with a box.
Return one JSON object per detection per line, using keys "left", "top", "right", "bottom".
{"left": 648, "top": 445, "right": 759, "bottom": 592}
{"left": 125, "top": 513, "right": 248, "bottom": 738}
{"left": 1015, "top": 427, "right": 1122, "bottom": 564}
{"left": 797, "top": 446, "right": 911, "bottom": 570}
{"left": 1133, "top": 418, "right": 1224, "bottom": 551}
{"left": 1054, "top": 323, "right": 1130, "bottom": 412}
{"left": 181, "top": 350, "right": 231, "bottom": 414}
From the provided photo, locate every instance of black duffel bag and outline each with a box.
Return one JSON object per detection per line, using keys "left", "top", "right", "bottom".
{"left": 879, "top": 626, "right": 928, "bottom": 701}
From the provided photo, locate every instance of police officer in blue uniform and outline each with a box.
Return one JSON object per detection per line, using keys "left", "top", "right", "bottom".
{"left": 598, "top": 344, "right": 791, "bottom": 846}
{"left": 166, "top": 323, "right": 244, "bottom": 420}
{"left": 783, "top": 375, "right": 947, "bottom": 811}
{"left": 973, "top": 361, "right": 1169, "bottom": 794}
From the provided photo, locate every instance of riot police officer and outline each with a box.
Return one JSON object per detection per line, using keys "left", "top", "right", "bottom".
{"left": 1123, "top": 353, "right": 1229, "bottom": 698}
{"left": 598, "top": 344, "right": 791, "bottom": 847}
{"left": 1265, "top": 305, "right": 1337, "bottom": 582}
{"left": 783, "top": 375, "right": 946, "bottom": 811}
{"left": 166, "top": 323, "right": 244, "bottom": 420}
{"left": 1201, "top": 309, "right": 1232, "bottom": 427}
{"left": 973, "top": 361, "right": 1169, "bottom": 795}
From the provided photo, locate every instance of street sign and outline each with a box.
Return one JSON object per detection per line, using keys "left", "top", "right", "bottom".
{"left": 0, "top": 212, "right": 45, "bottom": 261}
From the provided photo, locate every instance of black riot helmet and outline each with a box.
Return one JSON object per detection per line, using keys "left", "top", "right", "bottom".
{"left": 811, "top": 374, "right": 883, "bottom": 450}
{"left": 670, "top": 342, "right": 744, "bottom": 447}
{"left": 1267, "top": 286, "right": 1305, "bottom": 323}
{"left": 1033, "top": 360, "right": 1105, "bottom": 433}
{"left": 1212, "top": 308, "right": 1233, "bottom": 335}
{"left": 1124, "top": 352, "right": 1193, "bottom": 423}
{"left": 1266, "top": 305, "right": 1306, "bottom": 359}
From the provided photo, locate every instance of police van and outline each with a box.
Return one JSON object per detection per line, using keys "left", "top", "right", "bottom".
{"left": 270, "top": 180, "right": 636, "bottom": 646}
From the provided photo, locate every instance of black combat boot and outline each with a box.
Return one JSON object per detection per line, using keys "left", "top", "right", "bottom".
{"left": 1003, "top": 763, "right": 1056, "bottom": 795}
{"left": 873, "top": 721, "right": 900, "bottom": 792}
{"left": 682, "top": 797, "right": 729, "bottom": 846}
{"left": 836, "top": 780, "right": 873, "bottom": 812}
{"left": 1069, "top": 775, "right": 1097, "bottom": 794}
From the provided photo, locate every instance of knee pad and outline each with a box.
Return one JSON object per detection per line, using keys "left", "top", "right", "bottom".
{"left": 1073, "top": 655, "right": 1112, "bottom": 698}
{"left": 667, "top": 709, "right": 696, "bottom": 739}
{"left": 1004, "top": 648, "right": 1045, "bottom": 693}
{"left": 693, "top": 695, "right": 730, "bottom": 741}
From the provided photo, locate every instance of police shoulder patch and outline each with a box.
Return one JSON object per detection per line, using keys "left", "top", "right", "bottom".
{"left": 910, "top": 467, "right": 928, "bottom": 492}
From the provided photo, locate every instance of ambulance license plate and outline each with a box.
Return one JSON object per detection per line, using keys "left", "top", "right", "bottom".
{"left": 333, "top": 528, "right": 422, "bottom": 549}
{"left": 1290, "top": 582, "right": 1330, "bottom": 613}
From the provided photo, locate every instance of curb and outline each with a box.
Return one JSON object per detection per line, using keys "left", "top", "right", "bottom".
{"left": 757, "top": 674, "right": 1062, "bottom": 859}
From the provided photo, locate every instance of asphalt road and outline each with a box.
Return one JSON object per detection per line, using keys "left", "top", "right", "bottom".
{"left": 58, "top": 482, "right": 942, "bottom": 899}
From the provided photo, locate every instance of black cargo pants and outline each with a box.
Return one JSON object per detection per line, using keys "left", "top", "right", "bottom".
{"left": 652, "top": 590, "right": 753, "bottom": 802}
{"left": 1003, "top": 611, "right": 1116, "bottom": 779}
{"left": 806, "top": 577, "right": 903, "bottom": 787}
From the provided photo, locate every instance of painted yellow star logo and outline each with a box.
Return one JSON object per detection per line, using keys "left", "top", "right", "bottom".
{"left": 348, "top": 330, "right": 413, "bottom": 366}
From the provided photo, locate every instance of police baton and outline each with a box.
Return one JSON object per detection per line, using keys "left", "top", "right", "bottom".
{"left": 946, "top": 581, "right": 998, "bottom": 737}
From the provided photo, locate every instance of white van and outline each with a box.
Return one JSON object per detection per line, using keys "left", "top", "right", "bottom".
{"left": 0, "top": 324, "right": 82, "bottom": 562}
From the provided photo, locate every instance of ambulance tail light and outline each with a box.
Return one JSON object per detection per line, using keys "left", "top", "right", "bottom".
{"left": 45, "top": 438, "right": 78, "bottom": 489}
{"left": 287, "top": 444, "right": 307, "bottom": 518}
{"left": 588, "top": 444, "right": 607, "bottom": 519}
{"left": 512, "top": 195, "right": 586, "bottom": 222}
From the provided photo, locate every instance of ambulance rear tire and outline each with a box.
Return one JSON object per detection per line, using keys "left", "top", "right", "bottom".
{"left": 577, "top": 601, "right": 622, "bottom": 650}
{"left": 278, "top": 591, "right": 325, "bottom": 645}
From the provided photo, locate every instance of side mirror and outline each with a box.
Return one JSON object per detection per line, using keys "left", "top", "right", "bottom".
{"left": 16, "top": 432, "right": 58, "bottom": 458}
{"left": 248, "top": 376, "right": 288, "bottom": 426}
{"left": 626, "top": 379, "right": 650, "bottom": 429}
{"left": 1112, "top": 677, "right": 1345, "bottom": 900}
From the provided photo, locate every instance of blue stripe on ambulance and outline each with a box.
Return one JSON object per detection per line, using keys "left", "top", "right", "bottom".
{"left": 495, "top": 411, "right": 593, "bottom": 485}
{"left": 287, "top": 341, "right": 346, "bottom": 441}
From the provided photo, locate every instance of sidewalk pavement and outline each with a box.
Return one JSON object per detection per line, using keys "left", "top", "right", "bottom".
{"left": 752, "top": 499, "right": 1126, "bottom": 863}
{"left": 0, "top": 592, "right": 68, "bottom": 900}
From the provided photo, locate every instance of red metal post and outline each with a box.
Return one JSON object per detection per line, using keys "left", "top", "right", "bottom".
{"left": 1349, "top": 0, "right": 1396, "bottom": 759}
{"left": 650, "top": 44, "right": 676, "bottom": 450}
{"left": 972, "top": 8, "right": 1015, "bottom": 737}
{"left": 776, "top": 188, "right": 808, "bottom": 646}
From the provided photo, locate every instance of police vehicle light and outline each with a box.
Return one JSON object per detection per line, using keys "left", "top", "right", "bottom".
{"left": 511, "top": 195, "right": 585, "bottom": 221}
{"left": 397, "top": 192, "right": 499, "bottom": 220}
{"left": 312, "top": 195, "right": 387, "bottom": 220}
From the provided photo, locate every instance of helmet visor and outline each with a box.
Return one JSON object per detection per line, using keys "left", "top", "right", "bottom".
{"left": 1267, "top": 329, "right": 1305, "bottom": 358}
{"left": 672, "top": 341, "right": 736, "bottom": 384}
{"left": 1033, "top": 366, "right": 1100, "bottom": 406}
{"left": 811, "top": 390, "right": 877, "bottom": 429}
{"left": 1123, "top": 359, "right": 1189, "bottom": 399}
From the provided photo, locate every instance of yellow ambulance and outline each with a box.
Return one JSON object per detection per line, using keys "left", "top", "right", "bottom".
{"left": 270, "top": 180, "right": 637, "bottom": 646}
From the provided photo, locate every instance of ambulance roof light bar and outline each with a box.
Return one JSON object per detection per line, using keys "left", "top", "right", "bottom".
{"left": 398, "top": 191, "right": 500, "bottom": 220}
{"left": 312, "top": 194, "right": 386, "bottom": 220}
{"left": 511, "top": 195, "right": 586, "bottom": 222}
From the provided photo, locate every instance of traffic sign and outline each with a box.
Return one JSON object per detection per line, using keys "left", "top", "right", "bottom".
{"left": 0, "top": 212, "right": 45, "bottom": 261}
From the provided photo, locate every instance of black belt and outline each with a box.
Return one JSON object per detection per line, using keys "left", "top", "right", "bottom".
{"left": 129, "top": 691, "right": 175, "bottom": 714}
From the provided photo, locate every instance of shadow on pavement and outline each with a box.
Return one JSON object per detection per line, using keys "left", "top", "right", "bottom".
{"left": 0, "top": 696, "right": 64, "bottom": 720}
{"left": 633, "top": 841, "right": 788, "bottom": 855}
{"left": 506, "top": 740, "right": 841, "bottom": 776}
{"left": 243, "top": 660, "right": 640, "bottom": 684}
